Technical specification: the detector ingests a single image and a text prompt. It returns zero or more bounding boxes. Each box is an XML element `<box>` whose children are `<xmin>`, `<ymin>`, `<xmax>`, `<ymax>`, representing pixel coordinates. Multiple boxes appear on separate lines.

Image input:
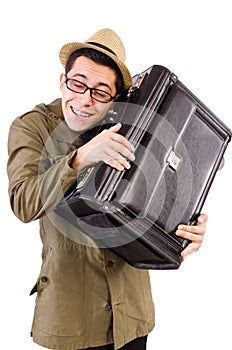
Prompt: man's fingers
<box><xmin>107</xmin><ymin>123</ymin><xmax>135</xmax><ymax>152</ymax></box>
<box><xmin>108</xmin><ymin>122</ymin><xmax>122</xmax><ymax>133</ymax></box>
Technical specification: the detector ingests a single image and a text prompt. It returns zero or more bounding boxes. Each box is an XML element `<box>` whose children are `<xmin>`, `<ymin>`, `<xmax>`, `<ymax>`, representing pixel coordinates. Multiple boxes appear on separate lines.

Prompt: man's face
<box><xmin>60</xmin><ymin>56</ymin><xmax>117</xmax><ymax>132</ymax></box>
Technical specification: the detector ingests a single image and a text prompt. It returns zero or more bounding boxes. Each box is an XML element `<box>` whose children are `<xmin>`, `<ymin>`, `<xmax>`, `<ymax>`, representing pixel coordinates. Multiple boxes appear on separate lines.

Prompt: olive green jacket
<box><xmin>7</xmin><ymin>98</ymin><xmax>155</xmax><ymax>350</ymax></box>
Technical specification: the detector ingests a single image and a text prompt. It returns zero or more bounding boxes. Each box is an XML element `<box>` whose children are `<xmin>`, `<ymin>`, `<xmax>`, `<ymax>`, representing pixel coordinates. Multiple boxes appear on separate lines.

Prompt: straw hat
<box><xmin>59</xmin><ymin>28</ymin><xmax>132</xmax><ymax>90</ymax></box>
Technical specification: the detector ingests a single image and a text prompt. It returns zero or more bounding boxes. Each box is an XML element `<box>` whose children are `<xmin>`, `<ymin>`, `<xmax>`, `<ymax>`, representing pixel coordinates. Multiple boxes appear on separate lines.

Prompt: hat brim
<box><xmin>59</xmin><ymin>42</ymin><xmax>132</xmax><ymax>90</ymax></box>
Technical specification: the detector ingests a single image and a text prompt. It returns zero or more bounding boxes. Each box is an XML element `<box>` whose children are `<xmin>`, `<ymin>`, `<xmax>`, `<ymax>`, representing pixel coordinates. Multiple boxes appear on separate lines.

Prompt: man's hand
<box><xmin>176</xmin><ymin>213</ymin><xmax>208</xmax><ymax>260</ymax></box>
<box><xmin>71</xmin><ymin>123</ymin><xmax>135</xmax><ymax>172</ymax></box>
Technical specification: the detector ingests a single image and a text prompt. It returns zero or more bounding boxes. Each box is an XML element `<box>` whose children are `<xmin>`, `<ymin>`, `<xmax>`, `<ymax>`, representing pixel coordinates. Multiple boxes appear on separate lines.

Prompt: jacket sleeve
<box><xmin>7</xmin><ymin>115</ymin><xmax>79</xmax><ymax>223</ymax></box>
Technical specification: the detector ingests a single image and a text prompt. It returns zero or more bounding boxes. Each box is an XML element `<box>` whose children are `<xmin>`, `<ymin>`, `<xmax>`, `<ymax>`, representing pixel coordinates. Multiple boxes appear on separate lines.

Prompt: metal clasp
<box><xmin>127</xmin><ymin>72</ymin><xmax>147</xmax><ymax>97</ymax></box>
<box><xmin>167</xmin><ymin>150</ymin><xmax>181</xmax><ymax>171</ymax></box>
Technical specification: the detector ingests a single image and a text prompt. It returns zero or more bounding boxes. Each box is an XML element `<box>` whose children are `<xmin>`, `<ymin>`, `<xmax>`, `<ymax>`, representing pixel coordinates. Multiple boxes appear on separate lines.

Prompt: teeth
<box><xmin>73</xmin><ymin>109</ymin><xmax>91</xmax><ymax>118</ymax></box>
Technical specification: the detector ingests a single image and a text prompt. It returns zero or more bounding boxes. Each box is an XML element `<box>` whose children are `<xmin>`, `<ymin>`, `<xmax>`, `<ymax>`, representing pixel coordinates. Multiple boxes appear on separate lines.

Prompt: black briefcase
<box><xmin>54</xmin><ymin>65</ymin><xmax>231</xmax><ymax>269</ymax></box>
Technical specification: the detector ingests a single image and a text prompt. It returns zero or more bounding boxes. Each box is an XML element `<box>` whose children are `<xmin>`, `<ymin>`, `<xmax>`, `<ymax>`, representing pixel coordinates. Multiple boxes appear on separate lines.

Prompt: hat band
<box><xmin>86</xmin><ymin>42</ymin><xmax>117</xmax><ymax>56</ymax></box>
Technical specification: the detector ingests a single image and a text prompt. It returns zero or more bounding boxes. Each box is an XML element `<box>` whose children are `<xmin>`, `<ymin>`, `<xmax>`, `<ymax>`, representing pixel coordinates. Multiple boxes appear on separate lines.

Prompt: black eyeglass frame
<box><xmin>65</xmin><ymin>76</ymin><xmax>117</xmax><ymax>103</ymax></box>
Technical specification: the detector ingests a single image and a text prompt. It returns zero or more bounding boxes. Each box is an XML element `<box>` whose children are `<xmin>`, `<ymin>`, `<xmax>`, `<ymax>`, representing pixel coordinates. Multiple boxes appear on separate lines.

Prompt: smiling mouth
<box><xmin>71</xmin><ymin>107</ymin><xmax>93</xmax><ymax>119</ymax></box>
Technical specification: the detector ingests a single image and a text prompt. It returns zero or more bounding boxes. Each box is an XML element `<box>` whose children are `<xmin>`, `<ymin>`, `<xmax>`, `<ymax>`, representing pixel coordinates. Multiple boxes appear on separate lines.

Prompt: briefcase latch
<box><xmin>167</xmin><ymin>150</ymin><xmax>181</xmax><ymax>171</ymax></box>
<box><xmin>127</xmin><ymin>72</ymin><xmax>147</xmax><ymax>97</ymax></box>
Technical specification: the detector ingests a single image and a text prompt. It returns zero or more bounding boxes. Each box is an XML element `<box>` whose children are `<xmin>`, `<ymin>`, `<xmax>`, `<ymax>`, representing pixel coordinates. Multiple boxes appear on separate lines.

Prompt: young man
<box><xmin>7</xmin><ymin>28</ymin><xmax>207</xmax><ymax>350</ymax></box>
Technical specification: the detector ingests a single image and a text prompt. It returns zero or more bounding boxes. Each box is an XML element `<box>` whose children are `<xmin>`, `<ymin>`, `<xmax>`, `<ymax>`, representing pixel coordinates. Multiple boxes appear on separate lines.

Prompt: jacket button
<box><xmin>107</xmin><ymin>260</ymin><xmax>114</xmax><ymax>267</ymax></box>
<box><xmin>104</xmin><ymin>304</ymin><xmax>112</xmax><ymax>311</ymax></box>
<box><xmin>41</xmin><ymin>276</ymin><xmax>48</xmax><ymax>283</ymax></box>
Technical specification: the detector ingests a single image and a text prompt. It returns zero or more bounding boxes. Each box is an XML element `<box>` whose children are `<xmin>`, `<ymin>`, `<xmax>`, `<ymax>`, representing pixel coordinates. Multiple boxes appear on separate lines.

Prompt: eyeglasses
<box><xmin>65</xmin><ymin>76</ymin><xmax>116</xmax><ymax>103</ymax></box>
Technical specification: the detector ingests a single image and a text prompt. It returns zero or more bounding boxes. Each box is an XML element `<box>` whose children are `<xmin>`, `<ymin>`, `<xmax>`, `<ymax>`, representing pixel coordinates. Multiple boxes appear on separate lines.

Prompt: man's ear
<box><xmin>60</xmin><ymin>73</ymin><xmax>65</xmax><ymax>89</ymax></box>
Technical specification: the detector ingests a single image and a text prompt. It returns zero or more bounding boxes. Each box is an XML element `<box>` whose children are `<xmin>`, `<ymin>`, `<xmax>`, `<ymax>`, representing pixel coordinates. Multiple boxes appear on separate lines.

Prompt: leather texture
<box><xmin>55</xmin><ymin>65</ymin><xmax>232</xmax><ymax>270</ymax></box>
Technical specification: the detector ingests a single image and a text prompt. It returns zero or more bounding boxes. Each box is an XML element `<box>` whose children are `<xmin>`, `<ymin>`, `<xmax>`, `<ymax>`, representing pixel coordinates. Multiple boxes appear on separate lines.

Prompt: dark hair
<box><xmin>65</xmin><ymin>48</ymin><xmax>124</xmax><ymax>94</ymax></box>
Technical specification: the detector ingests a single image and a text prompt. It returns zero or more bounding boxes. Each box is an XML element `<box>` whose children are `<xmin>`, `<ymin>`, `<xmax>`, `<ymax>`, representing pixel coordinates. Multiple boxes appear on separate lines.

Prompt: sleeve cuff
<box><xmin>60</xmin><ymin>150</ymin><xmax>81</xmax><ymax>194</ymax></box>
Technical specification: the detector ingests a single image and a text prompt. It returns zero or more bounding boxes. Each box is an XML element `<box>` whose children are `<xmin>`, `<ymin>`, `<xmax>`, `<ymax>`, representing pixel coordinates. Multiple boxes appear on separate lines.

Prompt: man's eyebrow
<box><xmin>71</xmin><ymin>73</ymin><xmax>113</xmax><ymax>92</ymax></box>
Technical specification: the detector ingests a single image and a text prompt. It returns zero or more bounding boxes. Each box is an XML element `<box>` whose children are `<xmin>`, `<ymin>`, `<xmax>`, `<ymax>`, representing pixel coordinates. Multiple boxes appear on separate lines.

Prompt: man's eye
<box><xmin>73</xmin><ymin>82</ymin><xmax>84</xmax><ymax>89</ymax></box>
<box><xmin>94</xmin><ymin>90</ymin><xmax>108</xmax><ymax>98</ymax></box>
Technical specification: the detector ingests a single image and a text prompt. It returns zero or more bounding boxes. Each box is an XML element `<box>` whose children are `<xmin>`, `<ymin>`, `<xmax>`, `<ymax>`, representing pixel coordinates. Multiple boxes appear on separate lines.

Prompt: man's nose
<box><xmin>76</xmin><ymin>89</ymin><xmax>93</xmax><ymax>106</ymax></box>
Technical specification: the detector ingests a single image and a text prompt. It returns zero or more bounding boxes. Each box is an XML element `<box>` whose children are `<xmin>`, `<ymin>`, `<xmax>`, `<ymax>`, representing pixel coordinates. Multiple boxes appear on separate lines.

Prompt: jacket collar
<box><xmin>33</xmin><ymin>98</ymin><xmax>84</xmax><ymax>146</ymax></box>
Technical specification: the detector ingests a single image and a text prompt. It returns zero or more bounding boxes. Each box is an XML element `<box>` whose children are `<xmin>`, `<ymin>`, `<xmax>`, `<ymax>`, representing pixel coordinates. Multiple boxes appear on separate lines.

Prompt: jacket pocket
<box><xmin>30</xmin><ymin>247</ymin><xmax>53</xmax><ymax>295</ymax></box>
<box><xmin>32</xmin><ymin>244</ymin><xmax>85</xmax><ymax>336</ymax></box>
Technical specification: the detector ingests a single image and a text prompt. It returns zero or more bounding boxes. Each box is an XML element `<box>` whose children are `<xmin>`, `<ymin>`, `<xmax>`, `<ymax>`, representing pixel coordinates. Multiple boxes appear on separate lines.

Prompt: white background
<box><xmin>1</xmin><ymin>1</ymin><xmax>231</xmax><ymax>349</ymax></box>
